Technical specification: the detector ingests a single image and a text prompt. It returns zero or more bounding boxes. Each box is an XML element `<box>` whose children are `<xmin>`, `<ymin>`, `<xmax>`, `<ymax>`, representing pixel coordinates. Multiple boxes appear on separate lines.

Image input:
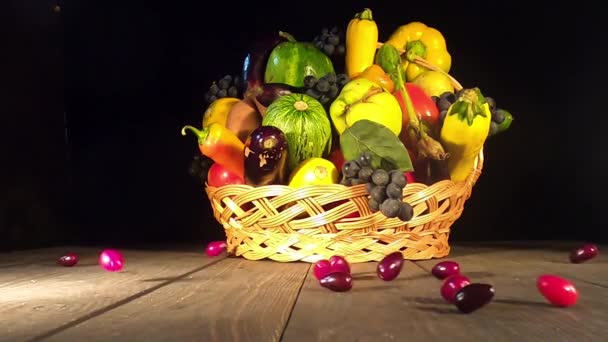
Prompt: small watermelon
<box><xmin>262</xmin><ymin>94</ymin><xmax>332</xmax><ymax>172</ymax></box>
<box><xmin>264</xmin><ymin>32</ymin><xmax>335</xmax><ymax>88</ymax></box>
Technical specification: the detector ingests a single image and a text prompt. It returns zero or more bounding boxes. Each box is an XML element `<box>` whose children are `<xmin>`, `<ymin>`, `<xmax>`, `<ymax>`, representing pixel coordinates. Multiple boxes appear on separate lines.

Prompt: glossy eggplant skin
<box><xmin>242</xmin><ymin>33</ymin><xmax>286</xmax><ymax>96</ymax></box>
<box><xmin>243</xmin><ymin>126</ymin><xmax>289</xmax><ymax>186</ymax></box>
<box><xmin>256</xmin><ymin>83</ymin><xmax>300</xmax><ymax>107</ymax></box>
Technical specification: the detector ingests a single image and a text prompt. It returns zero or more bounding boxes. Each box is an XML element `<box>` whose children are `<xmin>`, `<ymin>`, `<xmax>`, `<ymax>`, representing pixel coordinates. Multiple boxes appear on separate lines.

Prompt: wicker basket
<box><xmin>204</xmin><ymin>148</ymin><xmax>484</xmax><ymax>264</ymax></box>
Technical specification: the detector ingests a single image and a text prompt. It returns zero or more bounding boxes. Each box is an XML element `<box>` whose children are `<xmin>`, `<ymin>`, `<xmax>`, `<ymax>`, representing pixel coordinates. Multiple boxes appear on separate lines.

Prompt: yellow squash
<box><xmin>345</xmin><ymin>8</ymin><xmax>378</xmax><ymax>78</ymax></box>
<box><xmin>386</xmin><ymin>22</ymin><xmax>452</xmax><ymax>82</ymax></box>
<box><xmin>439</xmin><ymin>88</ymin><xmax>492</xmax><ymax>182</ymax></box>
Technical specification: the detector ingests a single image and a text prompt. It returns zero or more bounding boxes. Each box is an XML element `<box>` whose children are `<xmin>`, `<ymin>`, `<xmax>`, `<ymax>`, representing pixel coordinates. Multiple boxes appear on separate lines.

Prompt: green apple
<box><xmin>412</xmin><ymin>70</ymin><xmax>454</xmax><ymax>98</ymax></box>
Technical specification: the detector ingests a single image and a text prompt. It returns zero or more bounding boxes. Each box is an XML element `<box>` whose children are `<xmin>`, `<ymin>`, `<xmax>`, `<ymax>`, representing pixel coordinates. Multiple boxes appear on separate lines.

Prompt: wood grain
<box><xmin>43</xmin><ymin>257</ymin><xmax>310</xmax><ymax>342</ymax></box>
<box><xmin>283</xmin><ymin>252</ymin><xmax>608</xmax><ymax>342</ymax></box>
<box><xmin>0</xmin><ymin>246</ymin><xmax>224</xmax><ymax>342</ymax></box>
<box><xmin>447</xmin><ymin>243</ymin><xmax>608</xmax><ymax>287</ymax></box>
<box><xmin>415</xmin><ymin>247</ymin><xmax>608</xmax><ymax>342</ymax></box>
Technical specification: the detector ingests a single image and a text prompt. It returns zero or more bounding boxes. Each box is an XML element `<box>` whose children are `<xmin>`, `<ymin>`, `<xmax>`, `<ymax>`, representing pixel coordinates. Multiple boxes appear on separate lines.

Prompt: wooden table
<box><xmin>1</xmin><ymin>241</ymin><xmax>606</xmax><ymax>342</ymax></box>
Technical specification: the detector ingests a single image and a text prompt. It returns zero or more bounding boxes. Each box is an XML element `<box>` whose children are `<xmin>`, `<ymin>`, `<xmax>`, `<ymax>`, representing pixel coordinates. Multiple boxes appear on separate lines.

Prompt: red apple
<box><xmin>328</xmin><ymin>149</ymin><xmax>346</xmax><ymax>173</ymax></box>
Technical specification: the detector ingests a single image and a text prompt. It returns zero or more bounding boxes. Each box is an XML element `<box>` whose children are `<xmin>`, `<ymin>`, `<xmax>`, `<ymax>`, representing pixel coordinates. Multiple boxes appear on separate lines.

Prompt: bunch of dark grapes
<box><xmin>302</xmin><ymin>73</ymin><xmax>349</xmax><ymax>108</ymax></box>
<box><xmin>204</xmin><ymin>75</ymin><xmax>246</xmax><ymax>105</ymax></box>
<box><xmin>339</xmin><ymin>151</ymin><xmax>414</xmax><ymax>222</ymax></box>
<box><xmin>433</xmin><ymin>90</ymin><xmax>512</xmax><ymax>136</ymax></box>
<box><xmin>312</xmin><ymin>26</ymin><xmax>346</xmax><ymax>59</ymax></box>
<box><xmin>188</xmin><ymin>154</ymin><xmax>213</xmax><ymax>185</ymax></box>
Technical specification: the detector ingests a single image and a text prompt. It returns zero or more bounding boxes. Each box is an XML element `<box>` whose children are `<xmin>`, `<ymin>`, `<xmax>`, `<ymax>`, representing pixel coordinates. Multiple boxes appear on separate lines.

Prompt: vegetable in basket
<box><xmin>385</xmin><ymin>22</ymin><xmax>452</xmax><ymax>82</ymax></box>
<box><xmin>181</xmin><ymin>123</ymin><xmax>245</xmax><ymax>180</ymax></box>
<box><xmin>242</xmin><ymin>32</ymin><xmax>287</xmax><ymax>98</ymax></box>
<box><xmin>345</xmin><ymin>8</ymin><xmax>378</xmax><ymax>78</ymax></box>
<box><xmin>439</xmin><ymin>87</ymin><xmax>492</xmax><ymax>182</ymax></box>
<box><xmin>352</xmin><ymin>64</ymin><xmax>395</xmax><ymax>93</ymax></box>
<box><xmin>207</xmin><ymin>163</ymin><xmax>244</xmax><ymax>187</ymax></box>
<box><xmin>243</xmin><ymin>125</ymin><xmax>289</xmax><ymax>186</ymax></box>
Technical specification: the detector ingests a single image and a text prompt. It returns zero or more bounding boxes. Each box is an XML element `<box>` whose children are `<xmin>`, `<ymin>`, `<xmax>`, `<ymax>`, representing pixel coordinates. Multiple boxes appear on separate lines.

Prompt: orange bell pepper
<box><xmin>353</xmin><ymin>64</ymin><xmax>395</xmax><ymax>93</ymax></box>
<box><xmin>181</xmin><ymin>123</ymin><xmax>245</xmax><ymax>180</ymax></box>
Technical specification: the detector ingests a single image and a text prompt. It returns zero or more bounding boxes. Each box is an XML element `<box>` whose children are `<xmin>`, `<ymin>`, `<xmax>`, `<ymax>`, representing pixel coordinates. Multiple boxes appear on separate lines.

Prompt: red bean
<box><xmin>58</xmin><ymin>252</ymin><xmax>79</xmax><ymax>267</ymax></box>
<box><xmin>454</xmin><ymin>283</ymin><xmax>495</xmax><ymax>314</ymax></box>
<box><xmin>205</xmin><ymin>241</ymin><xmax>227</xmax><ymax>257</ymax></box>
<box><xmin>329</xmin><ymin>255</ymin><xmax>351</xmax><ymax>275</ymax></box>
<box><xmin>320</xmin><ymin>272</ymin><xmax>353</xmax><ymax>292</ymax></box>
<box><xmin>313</xmin><ymin>259</ymin><xmax>332</xmax><ymax>280</ymax></box>
<box><xmin>431</xmin><ymin>260</ymin><xmax>460</xmax><ymax>279</ymax></box>
<box><xmin>377</xmin><ymin>252</ymin><xmax>404</xmax><ymax>281</ymax></box>
<box><xmin>441</xmin><ymin>274</ymin><xmax>471</xmax><ymax>303</ymax></box>
<box><xmin>537</xmin><ymin>274</ymin><xmax>578</xmax><ymax>307</ymax></box>
<box><xmin>569</xmin><ymin>243</ymin><xmax>599</xmax><ymax>264</ymax></box>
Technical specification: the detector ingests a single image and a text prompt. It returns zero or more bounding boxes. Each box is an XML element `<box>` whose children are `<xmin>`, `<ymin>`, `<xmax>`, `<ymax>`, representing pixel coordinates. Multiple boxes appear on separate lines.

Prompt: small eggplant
<box><xmin>244</xmin><ymin>126</ymin><xmax>289</xmax><ymax>186</ymax></box>
<box><xmin>242</xmin><ymin>32</ymin><xmax>287</xmax><ymax>97</ymax></box>
<box><xmin>256</xmin><ymin>83</ymin><xmax>299</xmax><ymax>107</ymax></box>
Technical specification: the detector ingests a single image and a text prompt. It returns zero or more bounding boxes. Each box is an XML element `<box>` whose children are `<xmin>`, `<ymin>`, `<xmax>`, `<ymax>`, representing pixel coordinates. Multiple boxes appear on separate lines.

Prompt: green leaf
<box><xmin>340</xmin><ymin>120</ymin><xmax>413</xmax><ymax>172</ymax></box>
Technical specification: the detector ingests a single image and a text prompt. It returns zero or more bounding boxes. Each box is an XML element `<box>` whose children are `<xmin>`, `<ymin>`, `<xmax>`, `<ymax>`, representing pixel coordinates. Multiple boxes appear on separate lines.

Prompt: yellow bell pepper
<box><xmin>345</xmin><ymin>8</ymin><xmax>378</xmax><ymax>78</ymax></box>
<box><xmin>439</xmin><ymin>88</ymin><xmax>492</xmax><ymax>182</ymax></box>
<box><xmin>386</xmin><ymin>22</ymin><xmax>452</xmax><ymax>82</ymax></box>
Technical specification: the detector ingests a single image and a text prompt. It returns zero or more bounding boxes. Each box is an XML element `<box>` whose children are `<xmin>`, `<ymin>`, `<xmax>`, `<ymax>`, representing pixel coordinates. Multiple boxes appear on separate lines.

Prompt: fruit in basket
<box><xmin>242</xmin><ymin>32</ymin><xmax>288</xmax><ymax>97</ymax></box>
<box><xmin>188</xmin><ymin>154</ymin><xmax>214</xmax><ymax>185</ymax></box>
<box><xmin>393</xmin><ymin>83</ymin><xmax>440</xmax><ymax>139</ymax></box>
<box><xmin>411</xmin><ymin>70</ymin><xmax>455</xmax><ymax>98</ymax></box>
<box><xmin>243</xmin><ymin>125</ymin><xmax>289</xmax><ymax>186</ymax></box>
<box><xmin>202</xmin><ymin>97</ymin><xmax>240</xmax><ymax>128</ymax></box>
<box><xmin>262</xmin><ymin>94</ymin><xmax>333</xmax><ymax>172</ymax></box>
<box><xmin>339</xmin><ymin>120</ymin><xmax>412</xmax><ymax>173</ymax></box>
<box><xmin>329</xmin><ymin>78</ymin><xmax>402</xmax><ymax>136</ymax></box>
<box><xmin>181</xmin><ymin>123</ymin><xmax>246</xmax><ymax>180</ymax></box>
<box><xmin>454</xmin><ymin>283</ymin><xmax>495</xmax><ymax>313</ymax></box>
<box><xmin>207</xmin><ymin>163</ymin><xmax>245</xmax><ymax>187</ymax></box>
<box><xmin>385</xmin><ymin>22</ymin><xmax>452</xmax><ymax>82</ymax></box>
<box><xmin>377</xmin><ymin>252</ymin><xmax>405</xmax><ymax>281</ymax></box>
<box><xmin>264</xmin><ymin>31</ymin><xmax>335</xmax><ymax>88</ymax></box>
<box><xmin>288</xmin><ymin>158</ymin><xmax>339</xmax><ymax>188</ymax></box>
<box><xmin>302</xmin><ymin>73</ymin><xmax>350</xmax><ymax>109</ymax></box>
<box><xmin>345</xmin><ymin>8</ymin><xmax>378</xmax><ymax>78</ymax></box>
<box><xmin>225</xmin><ymin>98</ymin><xmax>263</xmax><ymax>143</ymax></box>
<box><xmin>439</xmin><ymin>88</ymin><xmax>492</xmax><ymax>182</ymax></box>
<box><xmin>328</xmin><ymin>148</ymin><xmax>346</xmax><ymax>173</ymax></box>
<box><xmin>312</xmin><ymin>26</ymin><xmax>346</xmax><ymax>61</ymax></box>
<box><xmin>320</xmin><ymin>272</ymin><xmax>353</xmax><ymax>292</ymax></box>
<box><xmin>569</xmin><ymin>243</ymin><xmax>599</xmax><ymax>264</ymax></box>
<box><xmin>204</xmin><ymin>75</ymin><xmax>246</xmax><ymax>105</ymax></box>
<box><xmin>489</xmin><ymin>108</ymin><xmax>514</xmax><ymax>136</ymax></box>
<box><xmin>353</xmin><ymin>64</ymin><xmax>395</xmax><ymax>93</ymax></box>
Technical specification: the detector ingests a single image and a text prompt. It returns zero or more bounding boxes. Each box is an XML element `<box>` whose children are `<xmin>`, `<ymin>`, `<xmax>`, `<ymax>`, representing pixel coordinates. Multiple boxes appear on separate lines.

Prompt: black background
<box><xmin>3</xmin><ymin>0</ymin><xmax>606</xmax><ymax>251</ymax></box>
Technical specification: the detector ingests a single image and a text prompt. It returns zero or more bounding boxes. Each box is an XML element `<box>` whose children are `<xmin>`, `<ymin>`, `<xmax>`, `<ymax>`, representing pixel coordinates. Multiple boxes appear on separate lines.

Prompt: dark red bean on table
<box><xmin>377</xmin><ymin>252</ymin><xmax>405</xmax><ymax>281</ymax></box>
<box><xmin>205</xmin><ymin>241</ymin><xmax>227</xmax><ymax>257</ymax></box>
<box><xmin>329</xmin><ymin>255</ymin><xmax>351</xmax><ymax>275</ymax></box>
<box><xmin>313</xmin><ymin>259</ymin><xmax>332</xmax><ymax>280</ymax></box>
<box><xmin>431</xmin><ymin>260</ymin><xmax>460</xmax><ymax>279</ymax></box>
<box><xmin>320</xmin><ymin>272</ymin><xmax>353</xmax><ymax>292</ymax></box>
<box><xmin>537</xmin><ymin>274</ymin><xmax>579</xmax><ymax>307</ymax></box>
<box><xmin>441</xmin><ymin>274</ymin><xmax>471</xmax><ymax>303</ymax></box>
<box><xmin>569</xmin><ymin>243</ymin><xmax>599</xmax><ymax>264</ymax></box>
<box><xmin>58</xmin><ymin>252</ymin><xmax>79</xmax><ymax>267</ymax></box>
<box><xmin>454</xmin><ymin>283</ymin><xmax>495</xmax><ymax>314</ymax></box>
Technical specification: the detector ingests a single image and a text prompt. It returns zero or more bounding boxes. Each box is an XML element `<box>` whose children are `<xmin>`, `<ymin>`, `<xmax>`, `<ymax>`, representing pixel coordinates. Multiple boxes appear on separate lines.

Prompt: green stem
<box><xmin>181</xmin><ymin>125</ymin><xmax>209</xmax><ymax>143</ymax></box>
<box><xmin>279</xmin><ymin>31</ymin><xmax>297</xmax><ymax>42</ymax></box>
<box><xmin>355</xmin><ymin>8</ymin><xmax>374</xmax><ymax>21</ymax></box>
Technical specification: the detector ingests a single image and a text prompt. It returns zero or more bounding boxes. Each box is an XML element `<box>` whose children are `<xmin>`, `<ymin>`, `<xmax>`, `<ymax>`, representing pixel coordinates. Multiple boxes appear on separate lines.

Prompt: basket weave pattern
<box><xmin>204</xmin><ymin>151</ymin><xmax>484</xmax><ymax>264</ymax></box>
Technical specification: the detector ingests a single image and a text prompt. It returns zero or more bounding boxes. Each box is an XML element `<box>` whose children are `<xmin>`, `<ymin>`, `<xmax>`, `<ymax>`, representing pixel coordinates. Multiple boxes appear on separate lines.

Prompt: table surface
<box><xmin>1</xmin><ymin>241</ymin><xmax>606</xmax><ymax>342</ymax></box>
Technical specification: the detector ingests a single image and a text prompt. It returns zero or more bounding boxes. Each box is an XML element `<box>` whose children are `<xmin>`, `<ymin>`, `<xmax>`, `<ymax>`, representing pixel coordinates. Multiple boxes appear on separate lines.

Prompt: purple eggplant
<box><xmin>243</xmin><ymin>125</ymin><xmax>289</xmax><ymax>186</ymax></box>
<box><xmin>255</xmin><ymin>83</ymin><xmax>300</xmax><ymax>107</ymax></box>
<box><xmin>242</xmin><ymin>32</ymin><xmax>287</xmax><ymax>98</ymax></box>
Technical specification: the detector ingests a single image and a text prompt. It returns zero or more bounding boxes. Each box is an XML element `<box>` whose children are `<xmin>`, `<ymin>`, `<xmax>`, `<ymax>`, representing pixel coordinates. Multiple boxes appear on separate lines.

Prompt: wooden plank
<box><xmin>414</xmin><ymin>247</ymin><xmax>608</xmax><ymax>341</ymax></box>
<box><xmin>42</xmin><ymin>258</ymin><xmax>310</xmax><ymax>342</ymax></box>
<box><xmin>283</xmin><ymin>253</ymin><xmax>608</xmax><ymax>341</ymax></box>
<box><xmin>0</xmin><ymin>246</ymin><xmax>224</xmax><ymax>342</ymax></box>
<box><xmin>0</xmin><ymin>246</ymin><xmax>74</xmax><ymax>268</ymax></box>
<box><xmin>447</xmin><ymin>243</ymin><xmax>608</xmax><ymax>287</ymax></box>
